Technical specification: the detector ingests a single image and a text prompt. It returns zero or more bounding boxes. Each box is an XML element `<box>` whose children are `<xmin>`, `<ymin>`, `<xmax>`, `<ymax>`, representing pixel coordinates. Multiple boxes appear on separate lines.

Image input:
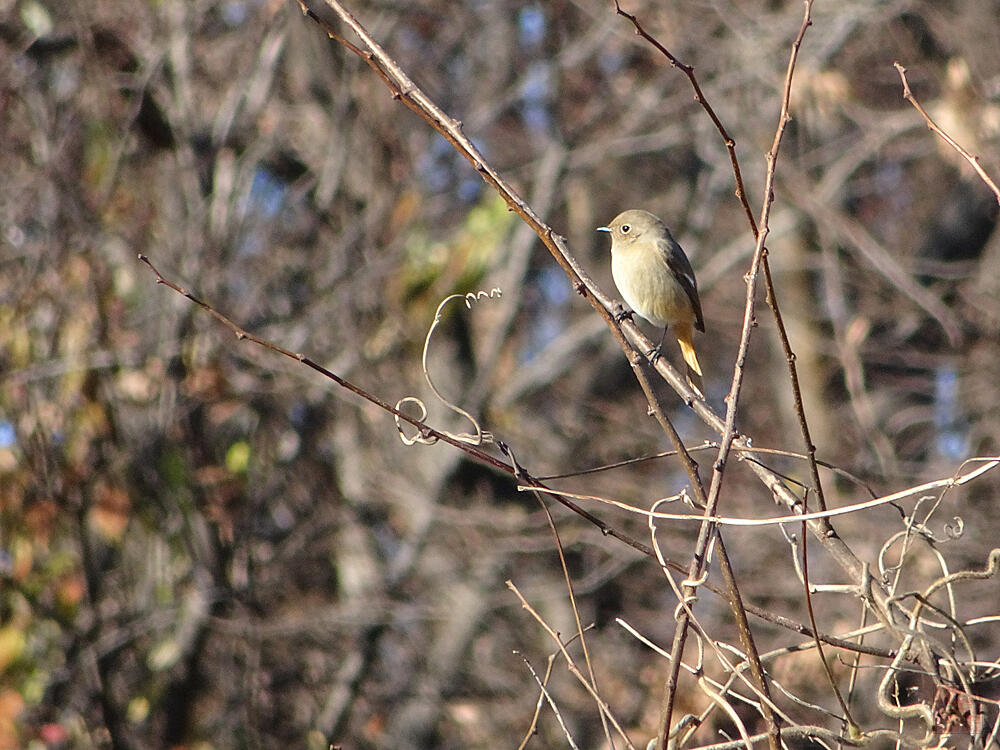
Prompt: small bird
<box><xmin>598</xmin><ymin>209</ymin><xmax>705</xmax><ymax>395</ymax></box>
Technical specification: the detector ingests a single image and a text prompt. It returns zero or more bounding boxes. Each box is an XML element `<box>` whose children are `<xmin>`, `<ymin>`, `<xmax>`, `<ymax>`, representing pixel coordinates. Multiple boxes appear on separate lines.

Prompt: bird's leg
<box><xmin>647</xmin><ymin>326</ymin><xmax>669</xmax><ymax>364</ymax></box>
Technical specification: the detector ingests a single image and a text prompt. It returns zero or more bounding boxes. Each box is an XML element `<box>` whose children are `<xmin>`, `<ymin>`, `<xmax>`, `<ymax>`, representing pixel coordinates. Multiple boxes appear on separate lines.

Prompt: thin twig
<box><xmin>894</xmin><ymin>61</ymin><xmax>1000</xmax><ymax>205</ymax></box>
<box><xmin>654</xmin><ymin>4</ymin><xmax>815</xmax><ymax>746</ymax></box>
<box><xmin>760</xmin><ymin>261</ymin><xmax>829</xmax><ymax>518</ymax></box>
<box><xmin>524</xmin><ymin>456</ymin><xmax>999</xmax><ymax>527</ymax></box>
<box><xmin>506</xmin><ymin>581</ymin><xmax>637</xmax><ymax>749</ymax></box>
<box><xmin>612</xmin><ymin>1</ymin><xmax>758</xmax><ymax>234</ymax></box>
<box><xmin>535</xmin><ymin>442</ymin><xmax>717</xmax><ymax>480</ymax></box>
<box><xmin>503</xmin><ymin>444</ymin><xmax>619</xmax><ymax>750</ymax></box>
<box><xmin>515</xmin><ymin>651</ymin><xmax>556</xmax><ymax>750</ymax></box>
<box><xmin>137</xmin><ymin>254</ymin><xmax>507</xmax><ymax>471</ymax></box>
<box><xmin>515</xmin><ymin>652</ymin><xmax>579</xmax><ymax>750</ymax></box>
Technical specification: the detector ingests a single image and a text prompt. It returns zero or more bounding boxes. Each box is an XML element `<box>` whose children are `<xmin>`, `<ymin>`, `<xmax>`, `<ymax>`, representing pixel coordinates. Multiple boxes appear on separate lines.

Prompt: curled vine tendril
<box><xmin>395</xmin><ymin>288</ymin><xmax>502</xmax><ymax>447</ymax></box>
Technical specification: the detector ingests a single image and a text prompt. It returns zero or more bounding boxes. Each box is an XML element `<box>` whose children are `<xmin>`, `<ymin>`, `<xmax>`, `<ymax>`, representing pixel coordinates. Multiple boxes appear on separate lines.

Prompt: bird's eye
<box><xmin>620</xmin><ymin>224</ymin><xmax>631</xmax><ymax>234</ymax></box>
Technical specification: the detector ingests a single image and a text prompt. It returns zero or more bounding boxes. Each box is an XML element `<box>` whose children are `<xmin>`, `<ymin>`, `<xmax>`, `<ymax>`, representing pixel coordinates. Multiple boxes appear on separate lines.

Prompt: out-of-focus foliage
<box><xmin>1</xmin><ymin>0</ymin><xmax>998</xmax><ymax>748</ymax></box>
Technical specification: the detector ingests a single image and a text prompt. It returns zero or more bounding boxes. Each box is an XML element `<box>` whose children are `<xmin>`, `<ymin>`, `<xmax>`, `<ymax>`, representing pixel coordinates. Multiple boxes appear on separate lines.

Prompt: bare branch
<box><xmin>894</xmin><ymin>61</ymin><xmax>1000</xmax><ymax>205</ymax></box>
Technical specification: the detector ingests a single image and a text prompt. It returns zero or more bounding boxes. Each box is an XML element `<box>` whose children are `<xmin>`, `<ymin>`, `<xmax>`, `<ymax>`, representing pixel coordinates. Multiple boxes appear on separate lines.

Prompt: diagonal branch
<box><xmin>612</xmin><ymin>1</ymin><xmax>759</xmax><ymax>235</ymax></box>
<box><xmin>894</xmin><ymin>61</ymin><xmax>1000</xmax><ymax>206</ymax></box>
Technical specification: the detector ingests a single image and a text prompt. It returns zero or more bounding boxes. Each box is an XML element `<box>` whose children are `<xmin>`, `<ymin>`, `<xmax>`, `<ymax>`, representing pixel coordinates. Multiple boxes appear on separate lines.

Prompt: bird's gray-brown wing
<box><xmin>658</xmin><ymin>237</ymin><xmax>705</xmax><ymax>332</ymax></box>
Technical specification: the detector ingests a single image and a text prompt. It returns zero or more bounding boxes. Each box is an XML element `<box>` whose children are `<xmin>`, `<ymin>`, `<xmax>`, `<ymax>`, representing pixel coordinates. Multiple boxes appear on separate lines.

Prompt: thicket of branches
<box><xmin>2</xmin><ymin>0</ymin><xmax>1000</xmax><ymax>748</ymax></box>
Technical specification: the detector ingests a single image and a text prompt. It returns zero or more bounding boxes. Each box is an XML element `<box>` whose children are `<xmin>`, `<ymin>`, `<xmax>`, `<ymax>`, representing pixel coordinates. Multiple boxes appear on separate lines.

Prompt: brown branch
<box><xmin>507</xmin><ymin>580</ymin><xmax>636</xmax><ymax>747</ymax></box>
<box><xmin>760</xmin><ymin>261</ymin><xmax>829</xmax><ymax>515</ymax></box>
<box><xmin>612</xmin><ymin>1</ymin><xmax>758</xmax><ymax>235</ymax></box>
<box><xmin>651</xmin><ymin>3</ymin><xmax>816</xmax><ymax>746</ymax></box>
<box><xmin>894</xmin><ymin>61</ymin><xmax>1000</xmax><ymax>206</ymax></box>
<box><xmin>137</xmin><ymin>253</ymin><xmax>509</xmax><ymax>473</ymax></box>
<box><xmin>515</xmin><ymin>463</ymin><xmax>631</xmax><ymax>750</ymax></box>
<box><xmin>515</xmin><ymin>651</ymin><xmax>556</xmax><ymax>750</ymax></box>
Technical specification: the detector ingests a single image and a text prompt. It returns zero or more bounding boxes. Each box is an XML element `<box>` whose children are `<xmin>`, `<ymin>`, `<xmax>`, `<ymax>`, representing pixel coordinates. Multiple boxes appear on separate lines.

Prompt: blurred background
<box><xmin>1</xmin><ymin>0</ymin><xmax>999</xmax><ymax>747</ymax></box>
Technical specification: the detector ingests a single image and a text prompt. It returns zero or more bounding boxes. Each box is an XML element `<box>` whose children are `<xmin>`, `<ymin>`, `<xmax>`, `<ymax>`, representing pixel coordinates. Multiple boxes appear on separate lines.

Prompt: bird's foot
<box><xmin>645</xmin><ymin>344</ymin><xmax>663</xmax><ymax>364</ymax></box>
<box><xmin>614</xmin><ymin>307</ymin><xmax>634</xmax><ymax>323</ymax></box>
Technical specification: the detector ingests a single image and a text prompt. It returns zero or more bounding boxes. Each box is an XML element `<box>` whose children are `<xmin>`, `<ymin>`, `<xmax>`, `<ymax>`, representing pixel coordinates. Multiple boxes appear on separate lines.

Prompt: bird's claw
<box><xmin>614</xmin><ymin>307</ymin><xmax>634</xmax><ymax>323</ymax></box>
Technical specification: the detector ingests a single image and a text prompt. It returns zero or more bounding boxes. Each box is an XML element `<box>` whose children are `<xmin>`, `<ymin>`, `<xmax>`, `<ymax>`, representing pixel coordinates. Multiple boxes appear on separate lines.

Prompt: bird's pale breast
<box><xmin>611</xmin><ymin>243</ymin><xmax>691</xmax><ymax>329</ymax></box>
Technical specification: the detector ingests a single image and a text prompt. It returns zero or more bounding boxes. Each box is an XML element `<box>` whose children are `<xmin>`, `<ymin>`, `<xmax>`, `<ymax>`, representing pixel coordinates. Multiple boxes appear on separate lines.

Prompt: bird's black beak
<box><xmin>596</xmin><ymin>226</ymin><xmax>611</xmax><ymax>233</ymax></box>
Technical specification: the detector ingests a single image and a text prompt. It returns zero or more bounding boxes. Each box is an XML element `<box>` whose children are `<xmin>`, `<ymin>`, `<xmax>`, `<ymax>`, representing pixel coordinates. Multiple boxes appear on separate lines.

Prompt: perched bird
<box><xmin>598</xmin><ymin>209</ymin><xmax>705</xmax><ymax>395</ymax></box>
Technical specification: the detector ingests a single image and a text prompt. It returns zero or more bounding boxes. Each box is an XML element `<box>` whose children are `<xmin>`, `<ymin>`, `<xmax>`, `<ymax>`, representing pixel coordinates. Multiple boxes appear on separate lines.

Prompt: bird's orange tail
<box><xmin>676</xmin><ymin>330</ymin><xmax>704</xmax><ymax>397</ymax></box>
